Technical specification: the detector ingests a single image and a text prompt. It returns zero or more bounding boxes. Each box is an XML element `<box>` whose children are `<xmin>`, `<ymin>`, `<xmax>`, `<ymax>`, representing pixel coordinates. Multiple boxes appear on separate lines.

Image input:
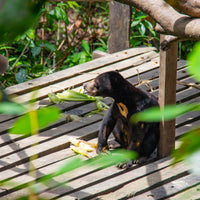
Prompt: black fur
<box><xmin>84</xmin><ymin>71</ymin><xmax>160</xmax><ymax>167</ymax></box>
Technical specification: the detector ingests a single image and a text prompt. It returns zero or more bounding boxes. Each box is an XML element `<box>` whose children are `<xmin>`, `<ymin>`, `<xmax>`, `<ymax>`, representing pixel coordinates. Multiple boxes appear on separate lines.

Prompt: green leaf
<box><xmin>143</xmin><ymin>20</ymin><xmax>153</xmax><ymax>31</ymax></box>
<box><xmin>68</xmin><ymin>2</ymin><xmax>80</xmax><ymax>9</ymax></box>
<box><xmin>9</xmin><ymin>106</ymin><xmax>61</xmax><ymax>135</ymax></box>
<box><xmin>187</xmin><ymin>41</ymin><xmax>200</xmax><ymax>83</ymax></box>
<box><xmin>39</xmin><ymin>156</ymin><xmax>83</xmax><ymax>183</ymax></box>
<box><xmin>31</xmin><ymin>46</ymin><xmax>41</xmax><ymax>57</ymax></box>
<box><xmin>55</xmin><ymin>6</ymin><xmax>62</xmax><ymax>20</ymax></box>
<box><xmin>79</xmin><ymin>52</ymin><xmax>87</xmax><ymax>64</ymax></box>
<box><xmin>82</xmin><ymin>40</ymin><xmax>91</xmax><ymax>56</ymax></box>
<box><xmin>0</xmin><ymin>102</ymin><xmax>27</xmax><ymax>115</ymax></box>
<box><xmin>32</xmin><ymin>64</ymin><xmax>44</xmax><ymax>73</ymax></box>
<box><xmin>172</xmin><ymin>127</ymin><xmax>200</xmax><ymax>164</ymax></box>
<box><xmin>40</xmin><ymin>43</ymin><xmax>57</xmax><ymax>52</ymax></box>
<box><xmin>131</xmin><ymin>20</ymin><xmax>140</xmax><ymax>27</ymax></box>
<box><xmin>131</xmin><ymin>103</ymin><xmax>200</xmax><ymax>123</ymax></box>
<box><xmin>138</xmin><ymin>23</ymin><xmax>146</xmax><ymax>36</ymax></box>
<box><xmin>15</xmin><ymin>69</ymin><xmax>26</xmax><ymax>83</ymax></box>
<box><xmin>60</xmin><ymin>7</ymin><xmax>69</xmax><ymax>25</ymax></box>
<box><xmin>86</xmin><ymin>149</ymin><xmax>137</xmax><ymax>169</ymax></box>
<box><xmin>39</xmin><ymin>149</ymin><xmax>136</xmax><ymax>183</ymax></box>
<box><xmin>0</xmin><ymin>0</ymin><xmax>46</xmax><ymax>43</ymax></box>
<box><xmin>55</xmin><ymin>90</ymin><xmax>98</xmax><ymax>102</ymax></box>
<box><xmin>26</xmin><ymin>28</ymin><xmax>35</xmax><ymax>40</ymax></box>
<box><xmin>135</xmin><ymin>15</ymin><xmax>146</xmax><ymax>20</ymax></box>
<box><xmin>185</xmin><ymin>149</ymin><xmax>200</xmax><ymax>176</ymax></box>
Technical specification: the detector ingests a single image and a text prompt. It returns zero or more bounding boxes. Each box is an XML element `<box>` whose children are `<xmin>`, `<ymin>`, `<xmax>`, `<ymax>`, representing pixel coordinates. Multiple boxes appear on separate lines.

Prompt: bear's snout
<box><xmin>83</xmin><ymin>80</ymin><xmax>97</xmax><ymax>96</ymax></box>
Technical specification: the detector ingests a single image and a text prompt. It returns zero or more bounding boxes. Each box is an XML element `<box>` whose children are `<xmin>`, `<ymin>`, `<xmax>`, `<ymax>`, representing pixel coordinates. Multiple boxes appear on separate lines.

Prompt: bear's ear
<box><xmin>115</xmin><ymin>69</ymin><xmax>119</xmax><ymax>73</ymax></box>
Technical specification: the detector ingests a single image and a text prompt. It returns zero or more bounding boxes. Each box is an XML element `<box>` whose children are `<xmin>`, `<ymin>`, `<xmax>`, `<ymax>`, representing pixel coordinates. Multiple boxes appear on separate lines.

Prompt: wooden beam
<box><xmin>108</xmin><ymin>1</ymin><xmax>131</xmax><ymax>53</ymax></box>
<box><xmin>158</xmin><ymin>35</ymin><xmax>178</xmax><ymax>158</ymax></box>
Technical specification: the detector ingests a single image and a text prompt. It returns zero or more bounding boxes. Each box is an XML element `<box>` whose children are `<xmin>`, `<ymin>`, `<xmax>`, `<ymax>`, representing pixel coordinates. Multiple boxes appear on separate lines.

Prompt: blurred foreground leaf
<box><xmin>0</xmin><ymin>0</ymin><xmax>46</xmax><ymax>42</ymax></box>
<box><xmin>172</xmin><ymin>127</ymin><xmax>200</xmax><ymax>166</ymax></box>
<box><xmin>131</xmin><ymin>103</ymin><xmax>200</xmax><ymax>123</ymax></box>
<box><xmin>39</xmin><ymin>149</ymin><xmax>137</xmax><ymax>183</ymax></box>
<box><xmin>9</xmin><ymin>106</ymin><xmax>61</xmax><ymax>135</ymax></box>
<box><xmin>0</xmin><ymin>85</ymin><xmax>27</xmax><ymax>115</ymax></box>
<box><xmin>0</xmin><ymin>102</ymin><xmax>27</xmax><ymax>115</ymax></box>
<box><xmin>188</xmin><ymin>41</ymin><xmax>200</xmax><ymax>83</ymax></box>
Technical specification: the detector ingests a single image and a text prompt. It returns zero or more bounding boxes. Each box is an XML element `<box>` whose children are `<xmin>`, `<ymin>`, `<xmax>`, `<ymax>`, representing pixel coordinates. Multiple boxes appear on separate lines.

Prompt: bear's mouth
<box><xmin>84</xmin><ymin>89</ymin><xmax>97</xmax><ymax>96</ymax></box>
<box><xmin>83</xmin><ymin>81</ymin><xmax>97</xmax><ymax>96</ymax></box>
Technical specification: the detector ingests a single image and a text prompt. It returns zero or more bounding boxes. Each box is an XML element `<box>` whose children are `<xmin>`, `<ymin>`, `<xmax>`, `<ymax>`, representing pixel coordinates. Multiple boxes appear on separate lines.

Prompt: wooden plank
<box><xmin>5</xmin><ymin>47</ymin><xmax>156</xmax><ymax>95</ymax></box>
<box><xmin>158</xmin><ymin>35</ymin><xmax>178</xmax><ymax>158</ymax></box>
<box><xmin>0</xmin><ymin>59</ymin><xmax>187</xmax><ymax>124</ymax></box>
<box><xmin>0</xmin><ymin>156</ymin><xmax>170</xmax><ymax>199</ymax></box>
<box><xmin>176</xmin><ymin>119</ymin><xmax>200</xmax><ymax>138</ymax></box>
<box><xmin>44</xmin><ymin>159</ymin><xmax>190</xmax><ymax>200</ymax></box>
<box><xmin>0</xmin><ymin>114</ymin><xmax>104</xmax><ymax>158</ymax></box>
<box><xmin>0</xmin><ymin>121</ymin><xmax>101</xmax><ymax>172</ymax></box>
<box><xmin>12</xmin><ymin>51</ymin><xmax>159</xmax><ymax>103</ymax></box>
<box><xmin>176</xmin><ymin>86</ymin><xmax>200</xmax><ymax>103</ymax></box>
<box><xmin>108</xmin><ymin>1</ymin><xmax>131</xmax><ymax>53</ymax></box>
<box><xmin>169</xmin><ymin>184</ymin><xmax>200</xmax><ymax>200</ymax></box>
<box><xmin>132</xmin><ymin>173</ymin><xmax>200</xmax><ymax>200</ymax></box>
<box><xmin>0</xmin><ymin>147</ymin><xmax>78</xmax><ymax>182</ymax></box>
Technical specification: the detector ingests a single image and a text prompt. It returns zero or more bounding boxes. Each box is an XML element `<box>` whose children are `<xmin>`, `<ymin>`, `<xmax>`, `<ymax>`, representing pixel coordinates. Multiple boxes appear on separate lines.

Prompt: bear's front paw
<box><xmin>117</xmin><ymin>160</ymin><xmax>133</xmax><ymax>169</ymax></box>
<box><xmin>96</xmin><ymin>144</ymin><xmax>109</xmax><ymax>154</ymax></box>
<box><xmin>132</xmin><ymin>156</ymin><xmax>148</xmax><ymax>164</ymax></box>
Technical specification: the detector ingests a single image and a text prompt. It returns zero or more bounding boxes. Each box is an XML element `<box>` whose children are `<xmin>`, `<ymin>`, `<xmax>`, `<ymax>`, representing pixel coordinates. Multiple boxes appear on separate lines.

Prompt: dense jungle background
<box><xmin>0</xmin><ymin>1</ymin><xmax>195</xmax><ymax>87</ymax></box>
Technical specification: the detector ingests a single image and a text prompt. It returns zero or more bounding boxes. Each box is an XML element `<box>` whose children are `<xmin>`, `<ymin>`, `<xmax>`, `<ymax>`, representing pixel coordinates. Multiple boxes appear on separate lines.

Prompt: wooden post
<box><xmin>0</xmin><ymin>54</ymin><xmax>8</xmax><ymax>74</ymax></box>
<box><xmin>158</xmin><ymin>34</ymin><xmax>178</xmax><ymax>157</ymax></box>
<box><xmin>108</xmin><ymin>1</ymin><xmax>131</xmax><ymax>53</ymax></box>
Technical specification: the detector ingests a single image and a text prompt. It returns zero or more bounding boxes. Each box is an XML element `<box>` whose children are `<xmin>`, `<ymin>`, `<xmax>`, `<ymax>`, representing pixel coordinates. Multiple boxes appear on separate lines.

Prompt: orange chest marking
<box><xmin>117</xmin><ymin>102</ymin><xmax>128</xmax><ymax>118</ymax></box>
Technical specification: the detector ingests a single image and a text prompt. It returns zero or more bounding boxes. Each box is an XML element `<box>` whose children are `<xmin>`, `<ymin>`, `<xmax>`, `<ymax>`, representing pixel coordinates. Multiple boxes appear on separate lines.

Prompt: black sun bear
<box><xmin>83</xmin><ymin>71</ymin><xmax>160</xmax><ymax>168</ymax></box>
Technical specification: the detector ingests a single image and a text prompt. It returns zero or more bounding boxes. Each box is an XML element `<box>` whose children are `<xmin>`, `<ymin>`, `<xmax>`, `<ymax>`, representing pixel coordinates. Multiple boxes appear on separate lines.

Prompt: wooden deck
<box><xmin>1</xmin><ymin>47</ymin><xmax>200</xmax><ymax>199</ymax></box>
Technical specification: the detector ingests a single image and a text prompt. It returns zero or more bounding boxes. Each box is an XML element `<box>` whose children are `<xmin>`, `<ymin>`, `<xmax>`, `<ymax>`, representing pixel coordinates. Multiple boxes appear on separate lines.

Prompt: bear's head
<box><xmin>83</xmin><ymin>71</ymin><xmax>126</xmax><ymax>98</ymax></box>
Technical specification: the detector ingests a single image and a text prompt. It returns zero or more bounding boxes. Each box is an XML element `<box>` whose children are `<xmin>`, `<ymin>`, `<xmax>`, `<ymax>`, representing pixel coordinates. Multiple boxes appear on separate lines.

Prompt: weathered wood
<box><xmin>92</xmin><ymin>50</ymin><xmax>109</xmax><ymax>60</ymax></box>
<box><xmin>98</xmin><ymin>162</ymin><xmax>190</xmax><ymax>200</ymax></box>
<box><xmin>6</xmin><ymin>47</ymin><xmax>155</xmax><ymax>96</ymax></box>
<box><xmin>158</xmin><ymin>34</ymin><xmax>178</xmax><ymax>158</ymax></box>
<box><xmin>169</xmin><ymin>184</ymin><xmax>200</xmax><ymax>200</ymax></box>
<box><xmin>12</xmin><ymin>51</ymin><xmax>159</xmax><ymax>103</ymax></box>
<box><xmin>108</xmin><ymin>1</ymin><xmax>131</xmax><ymax>53</ymax></box>
<box><xmin>133</xmin><ymin>173</ymin><xmax>200</xmax><ymax>200</ymax></box>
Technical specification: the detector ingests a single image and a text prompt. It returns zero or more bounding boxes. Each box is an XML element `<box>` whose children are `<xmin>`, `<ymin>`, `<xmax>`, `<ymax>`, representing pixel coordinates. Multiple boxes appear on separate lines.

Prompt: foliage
<box><xmin>0</xmin><ymin>1</ymin><xmax>195</xmax><ymax>87</ymax></box>
<box><xmin>130</xmin><ymin>8</ymin><xmax>159</xmax><ymax>48</ymax></box>
<box><xmin>187</xmin><ymin>41</ymin><xmax>200</xmax><ymax>82</ymax></box>
<box><xmin>0</xmin><ymin>0</ymin><xmax>46</xmax><ymax>43</ymax></box>
<box><xmin>131</xmin><ymin>103</ymin><xmax>200</xmax><ymax>123</ymax></box>
<box><xmin>0</xmin><ymin>1</ymin><xmax>109</xmax><ymax>87</ymax></box>
<box><xmin>9</xmin><ymin>106</ymin><xmax>61</xmax><ymax>136</ymax></box>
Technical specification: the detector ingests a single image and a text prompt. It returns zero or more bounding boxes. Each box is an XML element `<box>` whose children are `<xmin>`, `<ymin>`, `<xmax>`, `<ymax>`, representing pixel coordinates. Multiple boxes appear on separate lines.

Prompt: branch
<box><xmin>116</xmin><ymin>0</ymin><xmax>200</xmax><ymax>40</ymax></box>
<box><xmin>11</xmin><ymin>40</ymin><xmax>30</xmax><ymax>71</ymax></box>
<box><xmin>165</xmin><ymin>0</ymin><xmax>200</xmax><ymax>17</ymax></box>
<box><xmin>160</xmin><ymin>35</ymin><xmax>179</xmax><ymax>51</ymax></box>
